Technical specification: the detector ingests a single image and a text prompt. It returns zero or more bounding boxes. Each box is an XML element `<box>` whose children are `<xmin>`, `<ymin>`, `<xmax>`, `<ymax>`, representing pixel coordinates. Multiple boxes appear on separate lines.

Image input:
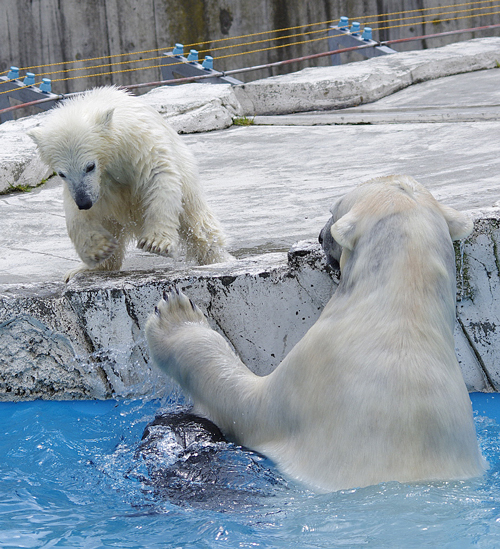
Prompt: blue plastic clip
<box><xmin>7</xmin><ymin>66</ymin><xmax>19</xmax><ymax>80</ymax></box>
<box><xmin>202</xmin><ymin>56</ymin><xmax>213</xmax><ymax>70</ymax></box>
<box><xmin>362</xmin><ymin>27</ymin><xmax>372</xmax><ymax>41</ymax></box>
<box><xmin>187</xmin><ymin>49</ymin><xmax>199</xmax><ymax>62</ymax></box>
<box><xmin>23</xmin><ymin>72</ymin><xmax>35</xmax><ymax>86</ymax></box>
<box><xmin>39</xmin><ymin>78</ymin><xmax>52</xmax><ymax>93</ymax></box>
<box><xmin>350</xmin><ymin>22</ymin><xmax>361</xmax><ymax>35</ymax></box>
<box><xmin>338</xmin><ymin>16</ymin><xmax>349</xmax><ymax>29</ymax></box>
<box><xmin>172</xmin><ymin>43</ymin><xmax>184</xmax><ymax>56</ymax></box>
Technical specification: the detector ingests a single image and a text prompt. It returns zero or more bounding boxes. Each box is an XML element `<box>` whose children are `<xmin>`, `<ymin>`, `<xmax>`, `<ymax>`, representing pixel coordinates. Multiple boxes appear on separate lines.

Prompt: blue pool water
<box><xmin>1</xmin><ymin>393</ymin><xmax>500</xmax><ymax>548</ymax></box>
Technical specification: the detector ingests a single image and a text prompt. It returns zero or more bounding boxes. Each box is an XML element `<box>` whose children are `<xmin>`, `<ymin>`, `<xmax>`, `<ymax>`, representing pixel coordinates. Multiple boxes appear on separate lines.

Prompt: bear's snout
<box><xmin>320</xmin><ymin>217</ymin><xmax>341</xmax><ymax>270</ymax></box>
<box><xmin>74</xmin><ymin>193</ymin><xmax>94</xmax><ymax>210</ymax></box>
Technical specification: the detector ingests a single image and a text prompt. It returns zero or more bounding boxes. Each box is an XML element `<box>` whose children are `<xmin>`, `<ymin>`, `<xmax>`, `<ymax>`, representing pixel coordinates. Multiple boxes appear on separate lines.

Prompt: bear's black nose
<box><xmin>75</xmin><ymin>195</ymin><xmax>93</xmax><ymax>210</ymax></box>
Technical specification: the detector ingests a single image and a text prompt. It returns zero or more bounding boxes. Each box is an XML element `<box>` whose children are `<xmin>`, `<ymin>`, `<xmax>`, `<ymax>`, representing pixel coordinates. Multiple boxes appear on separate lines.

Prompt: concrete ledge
<box><xmin>1</xmin><ymin>218</ymin><xmax>500</xmax><ymax>401</ymax></box>
<box><xmin>144</xmin><ymin>83</ymin><xmax>243</xmax><ymax>134</ymax></box>
<box><xmin>0</xmin><ymin>114</ymin><xmax>53</xmax><ymax>194</ymax></box>
<box><xmin>0</xmin><ymin>246</ymin><xmax>335</xmax><ymax>400</ymax></box>
<box><xmin>458</xmin><ymin>210</ymin><xmax>500</xmax><ymax>391</ymax></box>
<box><xmin>233</xmin><ymin>37</ymin><xmax>500</xmax><ymax>115</ymax></box>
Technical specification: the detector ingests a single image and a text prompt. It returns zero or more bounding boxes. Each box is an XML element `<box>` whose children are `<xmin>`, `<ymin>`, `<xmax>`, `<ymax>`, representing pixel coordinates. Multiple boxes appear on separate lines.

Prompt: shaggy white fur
<box><xmin>28</xmin><ymin>87</ymin><xmax>230</xmax><ymax>281</ymax></box>
<box><xmin>146</xmin><ymin>175</ymin><xmax>486</xmax><ymax>492</ymax></box>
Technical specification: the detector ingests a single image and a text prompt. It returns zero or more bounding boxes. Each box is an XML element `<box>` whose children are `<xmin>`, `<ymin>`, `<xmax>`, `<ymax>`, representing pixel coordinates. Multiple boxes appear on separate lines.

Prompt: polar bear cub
<box><xmin>146</xmin><ymin>175</ymin><xmax>486</xmax><ymax>492</ymax></box>
<box><xmin>28</xmin><ymin>86</ymin><xmax>230</xmax><ymax>281</ymax></box>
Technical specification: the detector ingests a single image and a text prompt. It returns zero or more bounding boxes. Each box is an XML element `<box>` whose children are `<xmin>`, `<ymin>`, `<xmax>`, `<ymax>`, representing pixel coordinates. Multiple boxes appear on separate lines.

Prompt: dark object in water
<box><xmin>141</xmin><ymin>411</ymin><xmax>226</xmax><ymax>449</ymax></box>
<box><xmin>134</xmin><ymin>409</ymin><xmax>287</xmax><ymax>509</ymax></box>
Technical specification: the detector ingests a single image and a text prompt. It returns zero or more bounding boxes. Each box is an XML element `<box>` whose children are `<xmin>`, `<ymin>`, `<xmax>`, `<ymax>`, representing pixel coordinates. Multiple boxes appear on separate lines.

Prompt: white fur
<box><xmin>145</xmin><ymin>175</ymin><xmax>486</xmax><ymax>492</ymax></box>
<box><xmin>28</xmin><ymin>87</ymin><xmax>230</xmax><ymax>281</ymax></box>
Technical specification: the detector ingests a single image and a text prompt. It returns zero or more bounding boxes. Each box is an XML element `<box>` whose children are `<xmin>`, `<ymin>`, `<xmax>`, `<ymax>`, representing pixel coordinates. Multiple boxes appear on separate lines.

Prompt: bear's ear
<box><xmin>330</xmin><ymin>210</ymin><xmax>358</xmax><ymax>250</ymax></box>
<box><xmin>95</xmin><ymin>108</ymin><xmax>114</xmax><ymax>129</ymax></box>
<box><xmin>27</xmin><ymin>128</ymin><xmax>44</xmax><ymax>148</ymax></box>
<box><xmin>440</xmin><ymin>204</ymin><xmax>474</xmax><ymax>241</ymax></box>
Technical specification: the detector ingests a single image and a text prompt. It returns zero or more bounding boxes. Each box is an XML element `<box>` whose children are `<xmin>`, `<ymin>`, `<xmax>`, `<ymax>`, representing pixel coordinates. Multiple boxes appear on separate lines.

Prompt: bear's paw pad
<box><xmin>154</xmin><ymin>288</ymin><xmax>207</xmax><ymax>329</ymax></box>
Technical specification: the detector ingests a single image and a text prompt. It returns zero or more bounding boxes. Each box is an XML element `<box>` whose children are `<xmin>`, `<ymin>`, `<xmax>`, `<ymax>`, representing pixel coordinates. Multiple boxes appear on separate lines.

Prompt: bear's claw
<box><xmin>153</xmin><ymin>288</ymin><xmax>207</xmax><ymax>327</ymax></box>
<box><xmin>137</xmin><ymin>235</ymin><xmax>178</xmax><ymax>257</ymax></box>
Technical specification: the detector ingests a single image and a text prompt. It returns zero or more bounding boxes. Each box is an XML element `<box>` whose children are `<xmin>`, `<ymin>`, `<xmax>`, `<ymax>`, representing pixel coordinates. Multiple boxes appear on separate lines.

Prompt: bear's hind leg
<box><xmin>180</xmin><ymin>215</ymin><xmax>232</xmax><ymax>265</ymax></box>
<box><xmin>179</xmin><ymin>187</ymin><xmax>232</xmax><ymax>265</ymax></box>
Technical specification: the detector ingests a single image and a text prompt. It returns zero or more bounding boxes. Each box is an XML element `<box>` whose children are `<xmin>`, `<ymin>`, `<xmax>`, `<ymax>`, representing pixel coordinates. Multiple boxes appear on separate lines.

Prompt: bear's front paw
<box><xmin>84</xmin><ymin>229</ymin><xmax>119</xmax><ymax>267</ymax></box>
<box><xmin>137</xmin><ymin>233</ymin><xmax>178</xmax><ymax>257</ymax></box>
<box><xmin>152</xmin><ymin>288</ymin><xmax>208</xmax><ymax>330</ymax></box>
<box><xmin>145</xmin><ymin>289</ymin><xmax>211</xmax><ymax>387</ymax></box>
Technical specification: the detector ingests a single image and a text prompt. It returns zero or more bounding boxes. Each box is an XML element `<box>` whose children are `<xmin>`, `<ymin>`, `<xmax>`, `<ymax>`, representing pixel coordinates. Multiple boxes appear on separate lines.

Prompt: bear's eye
<box><xmin>85</xmin><ymin>162</ymin><xmax>96</xmax><ymax>173</ymax></box>
<box><xmin>58</xmin><ymin>171</ymin><xmax>66</xmax><ymax>179</ymax></box>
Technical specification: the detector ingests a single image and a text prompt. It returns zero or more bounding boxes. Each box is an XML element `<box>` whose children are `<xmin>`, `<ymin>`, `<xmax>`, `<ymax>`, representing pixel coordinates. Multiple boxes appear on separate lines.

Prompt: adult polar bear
<box><xmin>146</xmin><ymin>175</ymin><xmax>486</xmax><ymax>492</ymax></box>
<box><xmin>28</xmin><ymin>87</ymin><xmax>229</xmax><ymax>281</ymax></box>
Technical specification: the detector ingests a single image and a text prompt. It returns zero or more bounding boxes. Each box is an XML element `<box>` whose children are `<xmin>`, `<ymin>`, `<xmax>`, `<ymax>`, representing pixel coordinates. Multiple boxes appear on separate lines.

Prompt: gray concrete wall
<box><xmin>0</xmin><ymin>244</ymin><xmax>336</xmax><ymax>400</ymax></box>
<box><xmin>2</xmin><ymin>0</ymin><xmax>499</xmax><ymax>94</ymax></box>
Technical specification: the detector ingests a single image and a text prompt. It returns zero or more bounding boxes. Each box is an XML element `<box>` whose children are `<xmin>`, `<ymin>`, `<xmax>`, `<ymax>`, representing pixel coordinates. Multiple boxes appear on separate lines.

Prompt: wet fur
<box><xmin>28</xmin><ymin>86</ymin><xmax>230</xmax><ymax>281</ymax></box>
